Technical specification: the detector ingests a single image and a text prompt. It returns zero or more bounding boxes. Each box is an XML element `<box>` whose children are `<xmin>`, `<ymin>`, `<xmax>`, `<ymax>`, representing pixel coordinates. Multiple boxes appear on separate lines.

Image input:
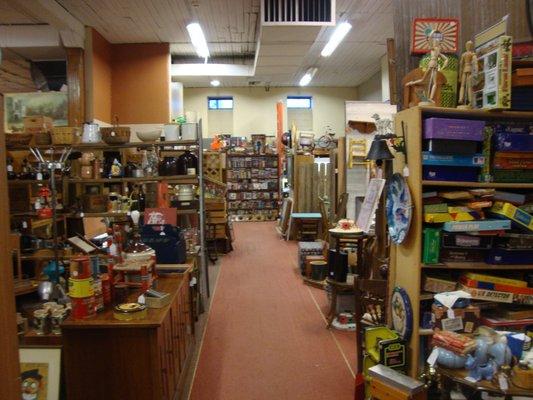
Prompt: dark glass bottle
<box><xmin>159</xmin><ymin>156</ymin><xmax>178</xmax><ymax>176</ymax></box>
<box><xmin>6</xmin><ymin>157</ymin><xmax>17</xmax><ymax>180</ymax></box>
<box><xmin>177</xmin><ymin>150</ymin><xmax>198</xmax><ymax>175</ymax></box>
<box><xmin>138</xmin><ymin>185</ymin><xmax>146</xmax><ymax>211</ymax></box>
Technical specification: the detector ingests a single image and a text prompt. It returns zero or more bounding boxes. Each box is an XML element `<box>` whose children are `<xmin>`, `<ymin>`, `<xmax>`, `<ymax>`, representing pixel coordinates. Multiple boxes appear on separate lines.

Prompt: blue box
<box><xmin>486</xmin><ymin>248</ymin><xmax>533</xmax><ymax>264</ymax></box>
<box><xmin>423</xmin><ymin>165</ymin><xmax>479</xmax><ymax>182</ymax></box>
<box><xmin>422</xmin><ymin>152</ymin><xmax>485</xmax><ymax>167</ymax></box>
<box><xmin>494</xmin><ymin>132</ymin><xmax>533</xmax><ymax>152</ymax></box>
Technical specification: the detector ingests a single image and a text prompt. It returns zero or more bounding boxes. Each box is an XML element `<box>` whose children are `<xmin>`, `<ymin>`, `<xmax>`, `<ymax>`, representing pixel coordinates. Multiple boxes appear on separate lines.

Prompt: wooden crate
<box><xmin>205</xmin><ymin>198</ymin><xmax>226</xmax><ymax>211</ymax></box>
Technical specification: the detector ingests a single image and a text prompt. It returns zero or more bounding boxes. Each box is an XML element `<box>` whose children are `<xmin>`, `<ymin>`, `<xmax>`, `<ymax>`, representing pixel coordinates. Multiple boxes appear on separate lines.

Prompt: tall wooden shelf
<box><xmin>225</xmin><ymin>153</ymin><xmax>280</xmax><ymax>221</ymax></box>
<box><xmin>391</xmin><ymin>106</ymin><xmax>533</xmax><ymax>378</ymax></box>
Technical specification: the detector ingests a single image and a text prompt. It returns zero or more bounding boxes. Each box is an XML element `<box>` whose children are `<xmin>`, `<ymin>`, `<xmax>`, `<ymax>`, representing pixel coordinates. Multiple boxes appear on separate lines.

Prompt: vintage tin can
<box><xmin>71</xmin><ymin>296</ymin><xmax>95</xmax><ymax>319</ymax></box>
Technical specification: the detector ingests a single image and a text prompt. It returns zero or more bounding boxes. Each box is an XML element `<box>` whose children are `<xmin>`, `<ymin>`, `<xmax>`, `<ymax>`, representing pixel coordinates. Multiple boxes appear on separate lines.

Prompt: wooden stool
<box><xmin>368</xmin><ymin>364</ymin><xmax>427</xmax><ymax>400</ymax></box>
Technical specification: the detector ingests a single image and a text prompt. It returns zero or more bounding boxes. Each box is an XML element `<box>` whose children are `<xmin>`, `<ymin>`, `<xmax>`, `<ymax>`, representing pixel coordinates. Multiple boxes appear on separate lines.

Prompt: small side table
<box><xmin>288</xmin><ymin>212</ymin><xmax>322</xmax><ymax>240</ymax></box>
<box><xmin>329</xmin><ymin>230</ymin><xmax>367</xmax><ymax>272</ymax></box>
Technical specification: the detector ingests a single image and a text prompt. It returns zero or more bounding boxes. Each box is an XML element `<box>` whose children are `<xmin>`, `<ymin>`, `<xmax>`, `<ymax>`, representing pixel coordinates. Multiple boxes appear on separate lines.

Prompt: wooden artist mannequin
<box><xmin>407</xmin><ymin>30</ymin><xmax>449</xmax><ymax>105</ymax></box>
<box><xmin>458</xmin><ymin>40</ymin><xmax>477</xmax><ymax>109</ymax></box>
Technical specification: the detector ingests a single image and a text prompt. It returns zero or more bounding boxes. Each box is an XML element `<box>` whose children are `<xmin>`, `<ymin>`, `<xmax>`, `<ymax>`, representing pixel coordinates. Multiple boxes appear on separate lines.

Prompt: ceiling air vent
<box><xmin>262</xmin><ymin>0</ymin><xmax>335</xmax><ymax>25</ymax></box>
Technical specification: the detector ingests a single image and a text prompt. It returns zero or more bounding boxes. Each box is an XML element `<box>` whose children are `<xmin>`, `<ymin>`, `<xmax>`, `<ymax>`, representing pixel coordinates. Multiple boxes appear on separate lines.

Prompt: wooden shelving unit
<box><xmin>422</xmin><ymin>180</ymin><xmax>533</xmax><ymax>189</ymax></box>
<box><xmin>7</xmin><ymin>139</ymin><xmax>198</xmax><ymax>151</ymax></box>
<box><xmin>66</xmin><ymin>175</ymin><xmax>198</xmax><ymax>184</ymax></box>
<box><xmin>391</xmin><ymin>106</ymin><xmax>533</xmax><ymax>377</ymax></box>
<box><xmin>7</xmin><ymin>124</ymin><xmax>210</xmax><ymax>299</ymax></box>
<box><xmin>226</xmin><ymin>153</ymin><xmax>280</xmax><ymax>221</ymax></box>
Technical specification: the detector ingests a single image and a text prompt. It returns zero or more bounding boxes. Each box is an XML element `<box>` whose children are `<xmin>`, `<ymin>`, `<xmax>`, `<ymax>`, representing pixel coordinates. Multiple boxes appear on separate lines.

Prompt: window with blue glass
<box><xmin>287</xmin><ymin>96</ymin><xmax>312</xmax><ymax>109</ymax></box>
<box><xmin>208</xmin><ymin>96</ymin><xmax>234</xmax><ymax>110</ymax></box>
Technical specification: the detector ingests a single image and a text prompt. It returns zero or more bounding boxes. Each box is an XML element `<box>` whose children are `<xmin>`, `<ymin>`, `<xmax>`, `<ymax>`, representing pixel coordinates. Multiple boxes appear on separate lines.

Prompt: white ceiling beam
<box><xmin>171</xmin><ymin>63</ymin><xmax>254</xmax><ymax>77</ymax></box>
<box><xmin>10</xmin><ymin>0</ymin><xmax>85</xmax><ymax>48</ymax></box>
<box><xmin>0</xmin><ymin>25</ymin><xmax>61</xmax><ymax>47</ymax></box>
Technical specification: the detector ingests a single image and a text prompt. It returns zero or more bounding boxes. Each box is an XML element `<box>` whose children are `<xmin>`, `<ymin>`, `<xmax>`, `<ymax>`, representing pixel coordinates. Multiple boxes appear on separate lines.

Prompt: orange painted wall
<box><xmin>91</xmin><ymin>29</ymin><xmax>112</xmax><ymax>123</ymax></box>
<box><xmin>111</xmin><ymin>43</ymin><xmax>170</xmax><ymax>124</ymax></box>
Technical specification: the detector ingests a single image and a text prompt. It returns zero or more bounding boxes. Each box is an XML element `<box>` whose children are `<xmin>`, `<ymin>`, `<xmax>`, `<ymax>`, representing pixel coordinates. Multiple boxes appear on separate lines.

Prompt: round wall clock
<box><xmin>391</xmin><ymin>287</ymin><xmax>413</xmax><ymax>342</ymax></box>
<box><xmin>386</xmin><ymin>173</ymin><xmax>413</xmax><ymax>244</ymax></box>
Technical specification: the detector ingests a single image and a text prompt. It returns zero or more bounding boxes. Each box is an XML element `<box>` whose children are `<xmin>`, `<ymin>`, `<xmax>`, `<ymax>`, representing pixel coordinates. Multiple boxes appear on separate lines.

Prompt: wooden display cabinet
<box><xmin>390</xmin><ymin>106</ymin><xmax>533</xmax><ymax>377</ymax></box>
<box><xmin>62</xmin><ymin>274</ymin><xmax>195</xmax><ymax>400</ymax></box>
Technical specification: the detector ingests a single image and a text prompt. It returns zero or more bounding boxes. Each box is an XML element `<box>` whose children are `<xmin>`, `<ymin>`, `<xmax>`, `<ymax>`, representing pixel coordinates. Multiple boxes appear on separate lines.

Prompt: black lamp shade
<box><xmin>366</xmin><ymin>137</ymin><xmax>394</xmax><ymax>161</ymax></box>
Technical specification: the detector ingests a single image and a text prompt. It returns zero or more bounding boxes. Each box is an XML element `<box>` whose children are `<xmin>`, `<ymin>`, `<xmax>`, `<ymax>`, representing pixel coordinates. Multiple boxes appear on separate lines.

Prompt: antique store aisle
<box><xmin>189</xmin><ymin>222</ymin><xmax>355</xmax><ymax>400</ymax></box>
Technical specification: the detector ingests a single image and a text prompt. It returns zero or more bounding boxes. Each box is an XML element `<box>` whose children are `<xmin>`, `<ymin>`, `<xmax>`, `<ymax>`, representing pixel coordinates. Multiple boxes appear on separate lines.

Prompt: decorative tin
<box><xmin>391</xmin><ymin>287</ymin><xmax>413</xmax><ymax>342</ymax></box>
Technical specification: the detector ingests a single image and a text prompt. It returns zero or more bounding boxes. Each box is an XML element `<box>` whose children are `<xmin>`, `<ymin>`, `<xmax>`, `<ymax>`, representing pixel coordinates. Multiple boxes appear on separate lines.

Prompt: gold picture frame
<box><xmin>20</xmin><ymin>346</ymin><xmax>61</xmax><ymax>400</ymax></box>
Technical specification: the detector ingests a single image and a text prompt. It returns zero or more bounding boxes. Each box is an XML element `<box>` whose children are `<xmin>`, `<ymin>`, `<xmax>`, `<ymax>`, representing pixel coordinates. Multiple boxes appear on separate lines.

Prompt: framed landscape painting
<box><xmin>3</xmin><ymin>91</ymin><xmax>67</xmax><ymax>132</ymax></box>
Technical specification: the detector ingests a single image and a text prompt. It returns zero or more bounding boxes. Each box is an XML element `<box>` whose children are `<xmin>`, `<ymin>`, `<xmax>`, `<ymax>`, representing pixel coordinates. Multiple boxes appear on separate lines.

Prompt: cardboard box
<box><xmin>23</xmin><ymin>116</ymin><xmax>53</xmax><ymax>133</ymax></box>
<box><xmin>432</xmin><ymin>304</ymin><xmax>480</xmax><ymax>333</ymax></box>
<box><xmin>423</xmin><ymin>275</ymin><xmax>457</xmax><ymax>293</ymax></box>
<box><xmin>423</xmin><ymin>118</ymin><xmax>485</xmax><ymax>141</ymax></box>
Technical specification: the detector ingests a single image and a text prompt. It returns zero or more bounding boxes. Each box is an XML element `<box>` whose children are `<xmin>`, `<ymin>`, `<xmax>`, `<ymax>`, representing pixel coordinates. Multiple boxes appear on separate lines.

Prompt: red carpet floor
<box><xmin>189</xmin><ymin>222</ymin><xmax>355</xmax><ymax>400</ymax></box>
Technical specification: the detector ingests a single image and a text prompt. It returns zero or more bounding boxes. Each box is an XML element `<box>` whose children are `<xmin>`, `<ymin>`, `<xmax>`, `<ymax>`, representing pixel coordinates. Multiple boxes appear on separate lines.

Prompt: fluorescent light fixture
<box><xmin>299</xmin><ymin>67</ymin><xmax>317</xmax><ymax>86</ymax></box>
<box><xmin>186</xmin><ymin>22</ymin><xmax>210</xmax><ymax>59</ymax></box>
<box><xmin>210</xmin><ymin>79</ymin><xmax>220</xmax><ymax>87</ymax></box>
<box><xmin>321</xmin><ymin>22</ymin><xmax>352</xmax><ymax>57</ymax></box>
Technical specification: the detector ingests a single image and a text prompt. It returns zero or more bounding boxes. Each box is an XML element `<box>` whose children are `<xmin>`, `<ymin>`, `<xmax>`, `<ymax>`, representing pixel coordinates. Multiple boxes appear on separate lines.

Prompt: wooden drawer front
<box><xmin>157</xmin><ymin>326</ymin><xmax>170</xmax><ymax>400</ymax></box>
<box><xmin>170</xmin><ymin>301</ymin><xmax>181</xmax><ymax>379</ymax></box>
<box><xmin>180</xmin><ymin>285</ymin><xmax>192</xmax><ymax>356</ymax></box>
<box><xmin>159</xmin><ymin>312</ymin><xmax>176</xmax><ymax>400</ymax></box>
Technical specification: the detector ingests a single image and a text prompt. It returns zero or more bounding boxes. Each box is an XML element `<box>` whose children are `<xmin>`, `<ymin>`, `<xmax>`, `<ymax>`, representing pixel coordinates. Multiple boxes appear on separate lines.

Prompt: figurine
<box><xmin>465</xmin><ymin>355</ymin><xmax>496</xmax><ymax>382</ymax></box>
<box><xmin>407</xmin><ymin>30</ymin><xmax>449</xmax><ymax>105</ymax></box>
<box><xmin>434</xmin><ymin>347</ymin><xmax>467</xmax><ymax>369</ymax></box>
<box><xmin>458</xmin><ymin>40</ymin><xmax>478</xmax><ymax>109</ymax></box>
<box><xmin>489</xmin><ymin>335</ymin><xmax>513</xmax><ymax>367</ymax></box>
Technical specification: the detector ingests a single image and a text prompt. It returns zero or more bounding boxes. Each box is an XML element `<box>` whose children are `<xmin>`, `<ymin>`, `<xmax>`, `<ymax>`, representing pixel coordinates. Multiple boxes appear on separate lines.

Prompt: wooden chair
<box><xmin>319</xmin><ymin>199</ymin><xmax>332</xmax><ymax>241</ymax></box>
<box><xmin>354</xmin><ymin>235</ymin><xmax>390</xmax><ymax>400</ymax></box>
<box><xmin>335</xmin><ymin>192</ymin><xmax>349</xmax><ymax>220</ymax></box>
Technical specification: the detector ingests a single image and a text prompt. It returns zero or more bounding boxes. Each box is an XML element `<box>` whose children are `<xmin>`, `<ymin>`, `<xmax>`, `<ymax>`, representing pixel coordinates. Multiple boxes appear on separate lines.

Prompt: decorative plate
<box><xmin>386</xmin><ymin>173</ymin><xmax>413</xmax><ymax>244</ymax></box>
<box><xmin>391</xmin><ymin>287</ymin><xmax>413</xmax><ymax>342</ymax></box>
<box><xmin>411</xmin><ymin>18</ymin><xmax>459</xmax><ymax>54</ymax></box>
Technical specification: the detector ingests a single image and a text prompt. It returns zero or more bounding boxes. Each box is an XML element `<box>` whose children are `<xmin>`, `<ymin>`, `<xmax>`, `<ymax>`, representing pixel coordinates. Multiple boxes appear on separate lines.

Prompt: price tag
<box><xmin>403</xmin><ymin>165</ymin><xmax>410</xmax><ymax>177</ymax></box>
<box><xmin>447</xmin><ymin>308</ymin><xmax>455</xmax><ymax>319</ymax></box>
<box><xmin>427</xmin><ymin>348</ymin><xmax>439</xmax><ymax>366</ymax></box>
<box><xmin>441</xmin><ymin>317</ymin><xmax>463</xmax><ymax>332</ymax></box>
<box><xmin>498</xmin><ymin>374</ymin><xmax>509</xmax><ymax>391</ymax></box>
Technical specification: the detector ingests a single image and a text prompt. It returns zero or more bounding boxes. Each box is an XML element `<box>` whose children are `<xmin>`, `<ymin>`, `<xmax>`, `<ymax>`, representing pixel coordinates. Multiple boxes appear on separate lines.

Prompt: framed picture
<box><xmin>3</xmin><ymin>91</ymin><xmax>68</xmax><ymax>132</ymax></box>
<box><xmin>411</xmin><ymin>18</ymin><xmax>459</xmax><ymax>54</ymax></box>
<box><xmin>20</xmin><ymin>346</ymin><xmax>61</xmax><ymax>400</ymax></box>
<box><xmin>356</xmin><ymin>178</ymin><xmax>386</xmax><ymax>233</ymax></box>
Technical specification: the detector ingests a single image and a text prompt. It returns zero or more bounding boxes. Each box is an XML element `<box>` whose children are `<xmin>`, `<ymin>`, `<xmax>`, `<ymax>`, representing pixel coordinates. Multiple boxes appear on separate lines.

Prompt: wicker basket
<box><xmin>5</xmin><ymin>133</ymin><xmax>33</xmax><ymax>148</ymax></box>
<box><xmin>34</xmin><ymin>131</ymin><xmax>52</xmax><ymax>145</ymax></box>
<box><xmin>52</xmin><ymin>126</ymin><xmax>79</xmax><ymax>145</ymax></box>
<box><xmin>101</xmin><ymin>116</ymin><xmax>130</xmax><ymax>145</ymax></box>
